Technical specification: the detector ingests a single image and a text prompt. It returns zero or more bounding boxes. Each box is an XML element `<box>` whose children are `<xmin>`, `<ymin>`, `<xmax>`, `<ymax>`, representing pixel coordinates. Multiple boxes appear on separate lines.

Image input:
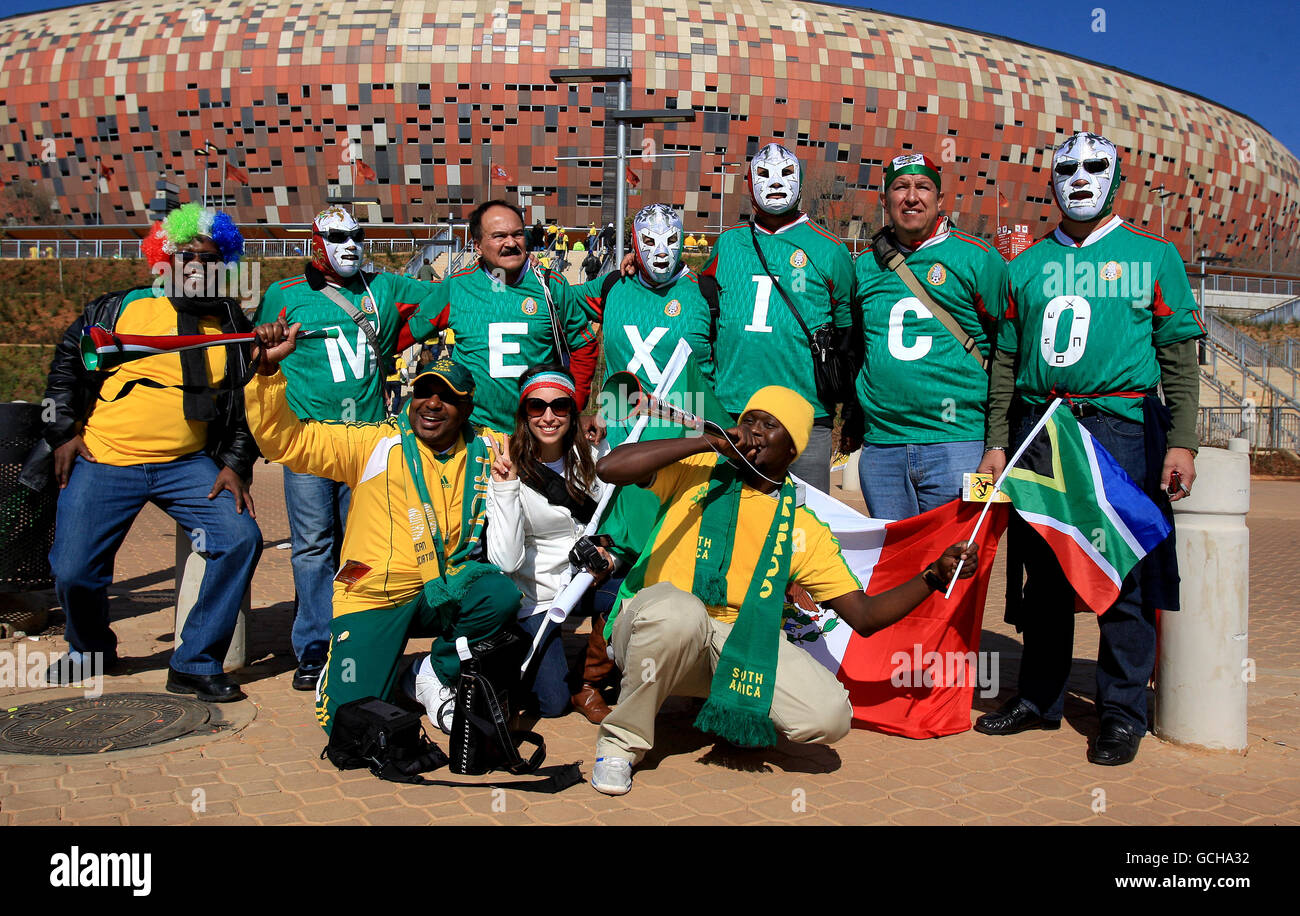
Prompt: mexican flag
<box><xmin>999</xmin><ymin>401</ymin><xmax>1172</xmax><ymax>614</ymax></box>
<box><xmin>785</xmin><ymin>494</ymin><xmax>1008</xmax><ymax>739</ymax></box>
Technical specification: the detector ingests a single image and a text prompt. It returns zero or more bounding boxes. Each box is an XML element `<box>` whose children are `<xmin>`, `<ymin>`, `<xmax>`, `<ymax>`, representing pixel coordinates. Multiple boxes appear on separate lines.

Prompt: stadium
<box><xmin>0</xmin><ymin>0</ymin><xmax>1296</xmax><ymax>271</ymax></box>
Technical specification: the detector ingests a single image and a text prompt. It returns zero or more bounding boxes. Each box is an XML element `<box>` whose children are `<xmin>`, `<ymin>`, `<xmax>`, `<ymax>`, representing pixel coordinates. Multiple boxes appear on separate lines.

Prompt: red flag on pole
<box><xmin>491</xmin><ymin>164</ymin><xmax>512</xmax><ymax>183</ymax></box>
<box><xmin>355</xmin><ymin>158</ymin><xmax>378</xmax><ymax>183</ymax></box>
<box><xmin>626</xmin><ymin>167</ymin><xmax>641</xmax><ymax>188</ymax></box>
<box><xmin>98</xmin><ymin>159</ymin><xmax>114</xmax><ymax>180</ymax></box>
<box><xmin>997</xmin><ymin>188</ymin><xmax>1010</xmax><ymax>209</ymax></box>
<box><xmin>225</xmin><ymin>162</ymin><xmax>249</xmax><ymax>186</ymax></box>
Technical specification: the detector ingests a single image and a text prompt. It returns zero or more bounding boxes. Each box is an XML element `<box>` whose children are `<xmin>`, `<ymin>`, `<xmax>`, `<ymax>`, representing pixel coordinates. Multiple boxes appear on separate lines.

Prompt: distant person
<box><xmin>417</xmin><ymin>257</ymin><xmax>435</xmax><ymax>281</ymax></box>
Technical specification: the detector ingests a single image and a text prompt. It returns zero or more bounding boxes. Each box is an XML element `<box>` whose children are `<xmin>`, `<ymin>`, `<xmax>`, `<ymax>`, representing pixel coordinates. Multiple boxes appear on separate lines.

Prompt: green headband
<box><xmin>884</xmin><ymin>154</ymin><xmax>942</xmax><ymax>192</ymax></box>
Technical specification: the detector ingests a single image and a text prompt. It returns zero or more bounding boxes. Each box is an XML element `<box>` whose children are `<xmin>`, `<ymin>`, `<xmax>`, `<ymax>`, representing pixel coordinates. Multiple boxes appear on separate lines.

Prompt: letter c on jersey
<box><xmin>887</xmin><ymin>298</ymin><xmax>933</xmax><ymax>361</ymax></box>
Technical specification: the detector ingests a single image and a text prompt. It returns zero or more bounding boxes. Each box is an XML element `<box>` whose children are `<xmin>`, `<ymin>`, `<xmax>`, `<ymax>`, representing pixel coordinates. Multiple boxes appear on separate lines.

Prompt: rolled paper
<box><xmin>80</xmin><ymin>326</ymin><xmax>337</xmax><ymax>371</ymax></box>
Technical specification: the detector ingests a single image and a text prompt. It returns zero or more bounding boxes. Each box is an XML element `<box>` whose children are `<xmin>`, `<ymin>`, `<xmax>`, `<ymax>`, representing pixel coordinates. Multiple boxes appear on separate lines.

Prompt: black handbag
<box><xmin>321</xmin><ymin>696</ymin><xmax>449</xmax><ymax>784</ymax></box>
<box><xmin>748</xmin><ymin>222</ymin><xmax>858</xmax><ymax>404</ymax></box>
<box><xmin>448</xmin><ymin>628</ymin><xmax>547</xmax><ymax>776</ymax></box>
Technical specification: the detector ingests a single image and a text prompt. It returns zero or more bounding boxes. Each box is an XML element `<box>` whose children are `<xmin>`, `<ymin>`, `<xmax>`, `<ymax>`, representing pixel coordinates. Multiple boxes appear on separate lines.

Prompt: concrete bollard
<box><xmin>1153</xmin><ymin>447</ymin><xmax>1249</xmax><ymax>751</ymax></box>
<box><xmin>842</xmin><ymin>449</ymin><xmax>862</xmax><ymax>493</ymax></box>
<box><xmin>1226</xmin><ymin>437</ymin><xmax>1249</xmax><ymax>453</ymax></box>
<box><xmin>174</xmin><ymin>523</ymin><xmax>248</xmax><ymax>672</ymax></box>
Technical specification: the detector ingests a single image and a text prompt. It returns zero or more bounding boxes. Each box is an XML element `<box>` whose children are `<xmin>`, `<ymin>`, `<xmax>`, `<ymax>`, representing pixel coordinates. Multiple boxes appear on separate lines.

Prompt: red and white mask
<box><xmin>748</xmin><ymin>143</ymin><xmax>802</xmax><ymax>216</ymax></box>
<box><xmin>311</xmin><ymin>206</ymin><xmax>364</xmax><ymax>280</ymax></box>
<box><xmin>632</xmin><ymin>204</ymin><xmax>684</xmax><ymax>286</ymax></box>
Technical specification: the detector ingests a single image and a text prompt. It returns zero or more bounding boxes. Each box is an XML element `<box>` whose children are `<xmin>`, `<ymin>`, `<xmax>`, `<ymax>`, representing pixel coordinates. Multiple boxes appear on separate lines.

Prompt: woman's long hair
<box><xmin>510</xmin><ymin>363</ymin><xmax>597</xmax><ymax>501</ymax></box>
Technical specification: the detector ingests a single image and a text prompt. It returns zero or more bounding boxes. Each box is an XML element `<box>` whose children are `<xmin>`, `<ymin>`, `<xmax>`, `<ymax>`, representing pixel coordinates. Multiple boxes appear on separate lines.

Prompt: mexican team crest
<box><xmin>789</xmin><ymin>249</ymin><xmax>808</xmax><ymax>269</ymax></box>
<box><xmin>362</xmin><ymin>296</ymin><xmax>376</xmax><ymax>314</ymax></box>
<box><xmin>521</xmin><ymin>297</ymin><xmax>538</xmax><ymax>315</ymax></box>
<box><xmin>1102</xmin><ymin>261</ymin><xmax>1123</xmax><ymax>281</ymax></box>
<box><xmin>927</xmin><ymin>263</ymin><xmax>946</xmax><ymax>286</ymax></box>
<box><xmin>664</xmin><ymin>299</ymin><xmax>681</xmax><ymax>317</ymax></box>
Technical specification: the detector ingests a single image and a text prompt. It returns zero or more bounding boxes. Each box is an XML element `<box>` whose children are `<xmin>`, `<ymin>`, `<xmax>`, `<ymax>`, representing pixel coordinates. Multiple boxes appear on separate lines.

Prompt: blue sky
<box><xmin>4</xmin><ymin>0</ymin><xmax>1296</xmax><ymax>155</ymax></box>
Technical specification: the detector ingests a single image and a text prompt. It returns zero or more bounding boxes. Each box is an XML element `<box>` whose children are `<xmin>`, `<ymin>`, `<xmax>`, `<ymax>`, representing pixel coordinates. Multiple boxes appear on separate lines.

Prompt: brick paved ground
<box><xmin>1</xmin><ymin>465</ymin><xmax>1296</xmax><ymax>826</ymax></box>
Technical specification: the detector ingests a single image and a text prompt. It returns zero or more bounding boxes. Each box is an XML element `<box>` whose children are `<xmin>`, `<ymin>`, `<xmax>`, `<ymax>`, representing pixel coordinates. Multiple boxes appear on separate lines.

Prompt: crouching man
<box><xmin>246</xmin><ymin>319</ymin><xmax>521</xmax><ymax>733</ymax></box>
<box><xmin>589</xmin><ymin>386</ymin><xmax>977</xmax><ymax>795</ymax></box>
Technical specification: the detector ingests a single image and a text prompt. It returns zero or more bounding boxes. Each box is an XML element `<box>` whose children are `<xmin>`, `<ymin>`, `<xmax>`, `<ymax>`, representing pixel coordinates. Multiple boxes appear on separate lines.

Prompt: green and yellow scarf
<box><xmin>396</xmin><ymin>411</ymin><xmax>496</xmax><ymax>623</ymax></box>
<box><xmin>613</xmin><ymin>458</ymin><xmax>797</xmax><ymax>748</ymax></box>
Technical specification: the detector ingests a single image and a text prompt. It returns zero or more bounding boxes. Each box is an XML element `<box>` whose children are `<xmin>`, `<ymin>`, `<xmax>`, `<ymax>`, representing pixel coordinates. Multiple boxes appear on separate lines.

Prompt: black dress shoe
<box><xmin>166</xmin><ymin>669</ymin><xmax>245</xmax><ymax>703</ymax></box>
<box><xmin>1087</xmin><ymin>720</ymin><xmax>1144</xmax><ymax>766</ymax></box>
<box><xmin>974</xmin><ymin>697</ymin><xmax>1061</xmax><ymax>735</ymax></box>
<box><xmin>292</xmin><ymin>653</ymin><xmax>327</xmax><ymax>692</ymax></box>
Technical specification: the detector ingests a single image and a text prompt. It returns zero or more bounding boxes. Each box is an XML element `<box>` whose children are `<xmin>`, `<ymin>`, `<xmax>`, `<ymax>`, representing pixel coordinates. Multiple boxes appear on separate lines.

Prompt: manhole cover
<box><xmin>0</xmin><ymin>692</ymin><xmax>211</xmax><ymax>755</ymax></box>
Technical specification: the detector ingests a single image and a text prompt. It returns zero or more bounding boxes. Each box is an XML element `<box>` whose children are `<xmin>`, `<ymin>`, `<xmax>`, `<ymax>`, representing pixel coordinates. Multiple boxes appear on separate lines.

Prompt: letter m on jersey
<box><xmin>324</xmin><ymin>325</ymin><xmax>373</xmax><ymax>382</ymax></box>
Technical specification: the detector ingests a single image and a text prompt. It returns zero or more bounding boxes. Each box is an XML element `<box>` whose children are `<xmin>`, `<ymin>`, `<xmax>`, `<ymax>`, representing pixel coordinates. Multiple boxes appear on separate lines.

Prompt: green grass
<box><xmin>0</xmin><ymin>344</ymin><xmax>54</xmax><ymax>403</ymax></box>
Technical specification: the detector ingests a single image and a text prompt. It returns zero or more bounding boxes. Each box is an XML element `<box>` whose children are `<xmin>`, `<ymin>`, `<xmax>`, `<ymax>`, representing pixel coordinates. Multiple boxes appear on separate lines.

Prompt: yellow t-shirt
<box><xmin>82</xmin><ymin>291</ymin><xmax>226</xmax><ymax>466</ymax></box>
<box><xmin>245</xmin><ymin>373</ymin><xmax>504</xmax><ymax>616</ymax></box>
<box><xmin>638</xmin><ymin>453</ymin><xmax>862</xmax><ymax>623</ymax></box>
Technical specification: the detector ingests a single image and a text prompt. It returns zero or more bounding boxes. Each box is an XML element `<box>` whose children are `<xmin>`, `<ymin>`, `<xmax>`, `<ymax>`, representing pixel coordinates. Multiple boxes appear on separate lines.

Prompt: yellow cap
<box><xmin>740</xmin><ymin>386</ymin><xmax>813</xmax><ymax>459</ymax></box>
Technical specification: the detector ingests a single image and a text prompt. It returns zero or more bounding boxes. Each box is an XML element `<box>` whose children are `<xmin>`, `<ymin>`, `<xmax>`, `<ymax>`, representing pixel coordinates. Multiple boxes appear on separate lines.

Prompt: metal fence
<box><xmin>1198</xmin><ymin>406</ymin><xmax>1300</xmax><ymax>450</ymax></box>
<box><xmin>1199</xmin><ymin>273</ymin><xmax>1300</xmax><ymax>297</ymax></box>
<box><xmin>0</xmin><ymin>237</ymin><xmax>441</xmax><ymax>261</ymax></box>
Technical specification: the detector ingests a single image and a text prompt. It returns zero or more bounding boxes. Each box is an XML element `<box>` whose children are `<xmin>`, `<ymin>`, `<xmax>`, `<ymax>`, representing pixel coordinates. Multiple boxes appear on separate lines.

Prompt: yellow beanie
<box><xmin>741</xmin><ymin>386</ymin><xmax>813</xmax><ymax>459</ymax></box>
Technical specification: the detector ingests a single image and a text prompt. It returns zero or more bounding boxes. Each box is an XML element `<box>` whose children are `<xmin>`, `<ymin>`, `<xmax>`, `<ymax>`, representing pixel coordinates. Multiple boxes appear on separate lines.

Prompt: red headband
<box><xmin>520</xmin><ymin>370</ymin><xmax>576</xmax><ymax>402</ymax></box>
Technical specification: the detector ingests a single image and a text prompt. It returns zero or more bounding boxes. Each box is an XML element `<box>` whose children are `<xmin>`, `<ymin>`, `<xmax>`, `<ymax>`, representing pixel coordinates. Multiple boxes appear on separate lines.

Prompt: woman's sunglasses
<box><xmin>524</xmin><ymin>396</ymin><xmax>575</xmax><ymax>418</ymax></box>
<box><xmin>325</xmin><ymin>228</ymin><xmax>365</xmax><ymax>244</ymax></box>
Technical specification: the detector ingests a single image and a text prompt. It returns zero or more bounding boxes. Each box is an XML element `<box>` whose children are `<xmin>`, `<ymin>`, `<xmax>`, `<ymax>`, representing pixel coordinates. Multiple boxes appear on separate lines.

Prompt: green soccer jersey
<box><xmin>574</xmin><ymin>269</ymin><xmax>715</xmax><ymax>389</ymax></box>
<box><xmin>699</xmin><ymin>216</ymin><xmax>854</xmax><ymax>419</ymax></box>
<box><xmin>406</xmin><ymin>262</ymin><xmax>596</xmax><ymax>432</ymax></box>
<box><xmin>1000</xmin><ymin>216</ymin><xmax>1206</xmax><ymax>423</ymax></box>
<box><xmin>255</xmin><ymin>269</ymin><xmax>439</xmax><ymax>423</ymax></box>
<box><xmin>854</xmin><ymin>221</ymin><xmax>1007</xmax><ymax>444</ymax></box>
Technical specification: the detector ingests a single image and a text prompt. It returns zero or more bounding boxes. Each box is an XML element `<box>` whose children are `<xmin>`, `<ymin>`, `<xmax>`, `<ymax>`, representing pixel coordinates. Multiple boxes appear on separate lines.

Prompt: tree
<box><xmin>0</xmin><ymin>179</ymin><xmax>65</xmax><ymax>225</ymax></box>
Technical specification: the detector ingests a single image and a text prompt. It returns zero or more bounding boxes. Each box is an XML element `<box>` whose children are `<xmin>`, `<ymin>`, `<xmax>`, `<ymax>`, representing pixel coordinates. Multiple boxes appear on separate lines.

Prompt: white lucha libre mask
<box><xmin>748</xmin><ymin>143</ymin><xmax>802</xmax><ymax>215</ymax></box>
<box><xmin>1051</xmin><ymin>132</ymin><xmax>1121</xmax><ymax>222</ymax></box>
<box><xmin>633</xmin><ymin>204</ymin><xmax>683</xmax><ymax>286</ymax></box>
<box><xmin>311</xmin><ymin>206</ymin><xmax>364</xmax><ymax>279</ymax></box>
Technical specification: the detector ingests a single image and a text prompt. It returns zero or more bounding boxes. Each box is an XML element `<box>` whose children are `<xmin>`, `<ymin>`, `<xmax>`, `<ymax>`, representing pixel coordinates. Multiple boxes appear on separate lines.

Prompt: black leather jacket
<box><xmin>37</xmin><ymin>287</ymin><xmax>259</xmax><ymax>479</ymax></box>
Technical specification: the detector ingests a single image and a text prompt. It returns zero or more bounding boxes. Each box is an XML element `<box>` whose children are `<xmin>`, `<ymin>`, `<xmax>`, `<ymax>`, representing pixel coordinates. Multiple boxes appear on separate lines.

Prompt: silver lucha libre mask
<box><xmin>311</xmin><ymin>205</ymin><xmax>364</xmax><ymax>280</ymax></box>
<box><xmin>1051</xmin><ymin>132</ymin><xmax>1121</xmax><ymax>222</ymax></box>
<box><xmin>632</xmin><ymin>204</ymin><xmax>684</xmax><ymax>286</ymax></box>
<box><xmin>748</xmin><ymin>143</ymin><xmax>802</xmax><ymax>216</ymax></box>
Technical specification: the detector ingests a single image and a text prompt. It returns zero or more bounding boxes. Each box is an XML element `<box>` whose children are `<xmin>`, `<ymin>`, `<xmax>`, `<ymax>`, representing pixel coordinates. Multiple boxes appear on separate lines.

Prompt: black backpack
<box><xmin>322</xmin><ymin>697</ymin><xmax>449</xmax><ymax>784</ymax></box>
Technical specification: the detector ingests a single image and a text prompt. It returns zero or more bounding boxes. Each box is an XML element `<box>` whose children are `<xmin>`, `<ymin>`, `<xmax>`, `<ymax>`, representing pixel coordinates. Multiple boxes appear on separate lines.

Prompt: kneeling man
<box><xmin>590</xmin><ymin>386</ymin><xmax>977</xmax><ymax>795</ymax></box>
<box><xmin>247</xmin><ymin>320</ymin><xmax>520</xmax><ymax>733</ymax></box>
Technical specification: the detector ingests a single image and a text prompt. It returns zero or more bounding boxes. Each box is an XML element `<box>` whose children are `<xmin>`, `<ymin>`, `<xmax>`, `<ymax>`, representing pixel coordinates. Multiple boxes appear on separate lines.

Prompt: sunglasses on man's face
<box><xmin>179</xmin><ymin>251</ymin><xmax>225</xmax><ymax>264</ymax></box>
<box><xmin>412</xmin><ymin>380</ymin><xmax>466</xmax><ymax>402</ymax></box>
<box><xmin>524</xmin><ymin>397</ymin><xmax>575</xmax><ymax>418</ymax></box>
<box><xmin>325</xmin><ymin>228</ymin><xmax>364</xmax><ymax>244</ymax></box>
<box><xmin>1055</xmin><ymin>158</ymin><xmax>1110</xmax><ymax>177</ymax></box>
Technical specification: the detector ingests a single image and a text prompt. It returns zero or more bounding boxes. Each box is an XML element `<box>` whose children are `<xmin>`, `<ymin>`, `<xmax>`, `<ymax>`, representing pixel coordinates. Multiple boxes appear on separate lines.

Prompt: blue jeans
<box><xmin>1012</xmin><ymin>411</ymin><xmax>1156</xmax><ymax>731</ymax></box>
<box><xmin>518</xmin><ymin>574</ymin><xmax>624</xmax><ymax>717</ymax></box>
<box><xmin>858</xmin><ymin>440</ymin><xmax>985</xmax><ymax>521</ymax></box>
<box><xmin>50</xmin><ymin>453</ymin><xmax>263</xmax><ymax>675</ymax></box>
<box><xmin>283</xmin><ymin>469</ymin><xmax>351</xmax><ymax>662</ymax></box>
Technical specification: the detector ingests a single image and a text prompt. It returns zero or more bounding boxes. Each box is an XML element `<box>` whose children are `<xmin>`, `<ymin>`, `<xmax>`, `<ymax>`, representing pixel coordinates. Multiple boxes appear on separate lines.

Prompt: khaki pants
<box><xmin>596</xmin><ymin>582</ymin><xmax>852</xmax><ymax>764</ymax></box>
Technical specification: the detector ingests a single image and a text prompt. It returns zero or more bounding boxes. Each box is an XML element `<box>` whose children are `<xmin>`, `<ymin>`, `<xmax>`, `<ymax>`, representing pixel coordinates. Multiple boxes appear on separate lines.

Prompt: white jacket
<box><xmin>486</xmin><ymin>447</ymin><xmax>607</xmax><ymax>617</ymax></box>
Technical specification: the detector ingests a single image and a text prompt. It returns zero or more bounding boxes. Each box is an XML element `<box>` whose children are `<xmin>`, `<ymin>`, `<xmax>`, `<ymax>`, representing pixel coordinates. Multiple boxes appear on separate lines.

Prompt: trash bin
<box><xmin>0</xmin><ymin>402</ymin><xmax>57</xmax><ymax>592</ymax></box>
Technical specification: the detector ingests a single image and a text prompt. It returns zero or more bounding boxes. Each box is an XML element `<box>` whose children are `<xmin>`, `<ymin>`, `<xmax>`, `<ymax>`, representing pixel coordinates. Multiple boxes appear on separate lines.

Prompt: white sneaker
<box><xmin>591</xmin><ymin>756</ymin><xmax>633</xmax><ymax>796</ymax></box>
<box><xmin>412</xmin><ymin>657</ymin><xmax>456</xmax><ymax>735</ymax></box>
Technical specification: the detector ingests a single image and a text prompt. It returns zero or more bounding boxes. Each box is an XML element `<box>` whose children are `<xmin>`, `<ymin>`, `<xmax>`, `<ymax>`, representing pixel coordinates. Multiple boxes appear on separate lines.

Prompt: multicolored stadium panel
<box><xmin>0</xmin><ymin>0</ymin><xmax>1295</xmax><ymax>268</ymax></box>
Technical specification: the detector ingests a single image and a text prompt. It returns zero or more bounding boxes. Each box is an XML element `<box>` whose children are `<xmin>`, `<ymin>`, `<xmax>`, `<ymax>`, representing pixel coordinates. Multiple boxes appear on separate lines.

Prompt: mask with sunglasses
<box><xmin>311</xmin><ymin>205</ymin><xmax>365</xmax><ymax>280</ymax></box>
<box><xmin>1051</xmin><ymin>132</ymin><xmax>1121</xmax><ymax>222</ymax></box>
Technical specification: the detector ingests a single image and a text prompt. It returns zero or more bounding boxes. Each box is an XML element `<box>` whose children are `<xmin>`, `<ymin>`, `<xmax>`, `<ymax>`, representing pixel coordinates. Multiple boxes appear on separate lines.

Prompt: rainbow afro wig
<box><xmin>142</xmin><ymin>203</ymin><xmax>244</xmax><ymax>268</ymax></box>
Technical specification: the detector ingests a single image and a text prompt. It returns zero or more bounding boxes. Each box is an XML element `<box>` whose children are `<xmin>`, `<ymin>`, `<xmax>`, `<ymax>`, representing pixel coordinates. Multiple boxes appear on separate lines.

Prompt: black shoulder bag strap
<box><xmin>320</xmin><ymin>283</ymin><xmax>380</xmax><ymax>357</ymax></box>
<box><xmin>748</xmin><ymin>221</ymin><xmax>817</xmax><ymax>349</ymax></box>
<box><xmin>530</xmin><ymin>263</ymin><xmax>570</xmax><ymax>367</ymax></box>
<box><xmin>598</xmin><ymin>270</ymin><xmax>621</xmax><ymax>312</ymax></box>
<box><xmin>870</xmin><ymin>227</ymin><xmax>989</xmax><ymax>371</ymax></box>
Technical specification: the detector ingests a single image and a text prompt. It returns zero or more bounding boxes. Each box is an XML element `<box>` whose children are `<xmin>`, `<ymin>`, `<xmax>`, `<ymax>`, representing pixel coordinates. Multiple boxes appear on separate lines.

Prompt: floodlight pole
<box><xmin>615</xmin><ymin>74</ymin><xmax>629</xmax><ymax>266</ymax></box>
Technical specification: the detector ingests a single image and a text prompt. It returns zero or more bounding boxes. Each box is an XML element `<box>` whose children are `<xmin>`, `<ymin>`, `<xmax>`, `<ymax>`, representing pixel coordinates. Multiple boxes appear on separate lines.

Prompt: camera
<box><xmin>569</xmin><ymin>535</ymin><xmax>614</xmax><ymax>575</ymax></box>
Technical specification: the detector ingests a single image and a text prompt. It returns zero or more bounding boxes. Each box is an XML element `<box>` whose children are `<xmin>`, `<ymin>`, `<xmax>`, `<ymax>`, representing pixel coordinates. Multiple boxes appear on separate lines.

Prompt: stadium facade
<box><xmin>1</xmin><ymin>0</ymin><xmax>1296</xmax><ymax>267</ymax></box>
